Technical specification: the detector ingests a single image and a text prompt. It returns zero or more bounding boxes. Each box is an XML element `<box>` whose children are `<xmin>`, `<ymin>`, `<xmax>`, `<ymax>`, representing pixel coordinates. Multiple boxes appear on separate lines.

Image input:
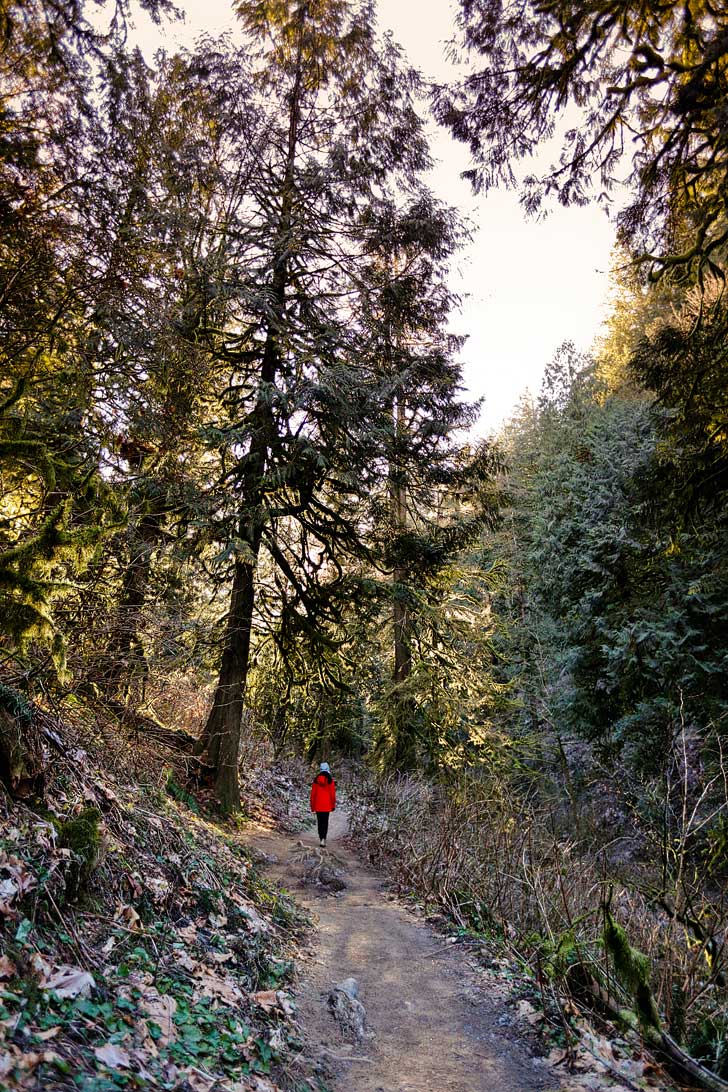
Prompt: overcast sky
<box><xmin>131</xmin><ymin>0</ymin><xmax>618</xmax><ymax>433</ymax></box>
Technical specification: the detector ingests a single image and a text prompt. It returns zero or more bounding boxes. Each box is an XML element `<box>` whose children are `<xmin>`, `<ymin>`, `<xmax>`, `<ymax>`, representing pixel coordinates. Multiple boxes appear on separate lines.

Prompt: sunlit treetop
<box><xmin>235</xmin><ymin>0</ymin><xmax>374</xmax><ymax>86</ymax></box>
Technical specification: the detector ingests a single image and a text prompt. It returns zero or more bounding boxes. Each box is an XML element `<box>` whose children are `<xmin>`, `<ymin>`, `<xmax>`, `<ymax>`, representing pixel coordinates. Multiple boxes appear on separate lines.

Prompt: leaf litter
<box><xmin>0</xmin><ymin>705</ymin><xmax>314</xmax><ymax>1091</ymax></box>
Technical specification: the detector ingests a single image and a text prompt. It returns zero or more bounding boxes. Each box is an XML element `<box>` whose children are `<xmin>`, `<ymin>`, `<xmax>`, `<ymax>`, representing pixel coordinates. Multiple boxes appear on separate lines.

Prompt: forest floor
<box><xmin>0</xmin><ymin>701</ymin><xmax>673</xmax><ymax>1092</ymax></box>
<box><xmin>247</xmin><ymin>808</ymin><xmax>641</xmax><ymax>1092</ymax></box>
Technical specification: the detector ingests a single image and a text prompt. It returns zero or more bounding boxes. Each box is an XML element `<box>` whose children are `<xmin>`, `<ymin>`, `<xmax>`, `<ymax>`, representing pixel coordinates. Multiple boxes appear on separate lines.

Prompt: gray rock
<box><xmin>319</xmin><ymin>864</ymin><xmax>347</xmax><ymax>891</ymax></box>
<box><xmin>327</xmin><ymin>977</ymin><xmax>367</xmax><ymax>1041</ymax></box>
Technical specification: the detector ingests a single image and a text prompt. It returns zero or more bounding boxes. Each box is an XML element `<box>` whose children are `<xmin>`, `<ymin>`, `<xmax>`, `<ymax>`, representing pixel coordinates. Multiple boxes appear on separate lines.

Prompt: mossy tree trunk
<box><xmin>0</xmin><ymin>690</ymin><xmax>45</xmax><ymax>798</ymax></box>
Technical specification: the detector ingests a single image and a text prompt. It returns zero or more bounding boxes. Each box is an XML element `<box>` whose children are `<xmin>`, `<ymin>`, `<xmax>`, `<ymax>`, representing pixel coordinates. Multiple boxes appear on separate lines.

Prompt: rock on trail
<box><xmin>248</xmin><ymin>808</ymin><xmax>560</xmax><ymax>1092</ymax></box>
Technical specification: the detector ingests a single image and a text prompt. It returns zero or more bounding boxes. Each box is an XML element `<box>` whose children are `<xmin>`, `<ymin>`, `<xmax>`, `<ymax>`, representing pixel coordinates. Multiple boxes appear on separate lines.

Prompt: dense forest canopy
<box><xmin>2</xmin><ymin>0</ymin><xmax>728</xmax><ymax>1081</ymax></box>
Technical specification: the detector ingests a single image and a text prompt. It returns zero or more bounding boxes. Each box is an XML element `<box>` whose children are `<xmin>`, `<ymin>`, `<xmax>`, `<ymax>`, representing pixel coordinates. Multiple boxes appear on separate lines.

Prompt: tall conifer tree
<box><xmin>194</xmin><ymin>0</ymin><xmax>431</xmax><ymax>810</ymax></box>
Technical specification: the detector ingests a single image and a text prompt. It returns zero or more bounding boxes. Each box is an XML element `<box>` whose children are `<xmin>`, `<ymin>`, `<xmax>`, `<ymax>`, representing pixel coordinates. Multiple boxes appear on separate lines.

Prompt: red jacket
<box><xmin>310</xmin><ymin>774</ymin><xmax>336</xmax><ymax>813</ymax></box>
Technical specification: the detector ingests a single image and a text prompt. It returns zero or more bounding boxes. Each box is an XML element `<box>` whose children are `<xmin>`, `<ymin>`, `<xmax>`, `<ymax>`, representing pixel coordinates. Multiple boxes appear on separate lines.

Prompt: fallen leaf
<box><xmin>43</xmin><ymin>965</ymin><xmax>95</xmax><ymax>999</ymax></box>
<box><xmin>0</xmin><ymin>879</ymin><xmax>18</xmax><ymax>902</ymax></box>
<box><xmin>115</xmin><ymin>904</ymin><xmax>141</xmax><ymax>931</ymax></box>
<box><xmin>252</xmin><ymin>989</ymin><xmax>278</xmax><ymax>1012</ymax></box>
<box><xmin>124</xmin><ymin>874</ymin><xmax>143</xmax><ymax>898</ymax></box>
<box><xmin>139</xmin><ymin>990</ymin><xmax>177</xmax><ymax>1045</ymax></box>
<box><xmin>0</xmin><ymin>955</ymin><xmax>16</xmax><ymax>980</ymax></box>
<box><xmin>30</xmin><ymin>952</ymin><xmax>53</xmax><ymax>980</ymax></box>
<box><xmin>197</xmin><ymin>968</ymin><xmax>243</xmax><ymax>1005</ymax></box>
<box><xmin>251</xmin><ymin>990</ymin><xmax>294</xmax><ymax>1017</ymax></box>
<box><xmin>233</xmin><ymin>901</ymin><xmax>268</xmax><ymax>934</ymax></box>
<box><xmin>183</xmin><ymin>1066</ymin><xmax>216</xmax><ymax>1091</ymax></box>
<box><xmin>94</xmin><ymin>1042</ymin><xmax>131</xmax><ymax>1068</ymax></box>
<box><xmin>35</xmin><ymin>1027</ymin><xmax>61</xmax><ymax>1041</ymax></box>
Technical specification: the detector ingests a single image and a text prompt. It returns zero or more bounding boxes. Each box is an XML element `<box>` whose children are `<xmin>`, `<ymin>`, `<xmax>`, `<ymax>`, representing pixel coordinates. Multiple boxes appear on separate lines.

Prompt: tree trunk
<box><xmin>106</xmin><ymin>506</ymin><xmax>164</xmax><ymax>697</ymax></box>
<box><xmin>196</xmin><ymin>554</ymin><xmax>258</xmax><ymax>812</ymax></box>
<box><xmin>390</xmin><ymin>397</ymin><xmax>416</xmax><ymax>770</ymax></box>
<box><xmin>196</xmin><ymin>7</ymin><xmax>307</xmax><ymax>812</ymax></box>
<box><xmin>0</xmin><ymin>690</ymin><xmax>45</xmax><ymax>798</ymax></box>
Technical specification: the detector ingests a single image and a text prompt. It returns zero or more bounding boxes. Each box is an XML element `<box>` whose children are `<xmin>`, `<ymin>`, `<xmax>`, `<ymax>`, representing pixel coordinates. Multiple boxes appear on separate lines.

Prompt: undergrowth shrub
<box><xmin>348</xmin><ymin>764</ymin><xmax>728</xmax><ymax>1073</ymax></box>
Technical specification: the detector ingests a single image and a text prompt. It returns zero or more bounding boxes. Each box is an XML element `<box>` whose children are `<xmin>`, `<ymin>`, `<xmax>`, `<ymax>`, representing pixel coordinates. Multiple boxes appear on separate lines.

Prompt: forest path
<box><xmin>247</xmin><ymin>808</ymin><xmax>561</xmax><ymax>1092</ymax></box>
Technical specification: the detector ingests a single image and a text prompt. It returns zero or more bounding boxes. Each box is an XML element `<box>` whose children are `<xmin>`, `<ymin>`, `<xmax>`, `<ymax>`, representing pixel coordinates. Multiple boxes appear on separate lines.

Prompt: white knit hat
<box><xmin>319</xmin><ymin>762</ymin><xmax>330</xmax><ymax>773</ymax></box>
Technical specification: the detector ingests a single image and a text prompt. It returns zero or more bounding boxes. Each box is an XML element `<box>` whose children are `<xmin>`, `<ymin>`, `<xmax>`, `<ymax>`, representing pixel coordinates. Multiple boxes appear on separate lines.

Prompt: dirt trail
<box><xmin>249</xmin><ymin>808</ymin><xmax>562</xmax><ymax>1092</ymax></box>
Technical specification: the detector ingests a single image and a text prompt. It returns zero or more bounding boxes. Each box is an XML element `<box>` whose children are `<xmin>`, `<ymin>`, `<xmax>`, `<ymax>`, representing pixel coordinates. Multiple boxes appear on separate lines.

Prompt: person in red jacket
<box><xmin>310</xmin><ymin>762</ymin><xmax>336</xmax><ymax>848</ymax></box>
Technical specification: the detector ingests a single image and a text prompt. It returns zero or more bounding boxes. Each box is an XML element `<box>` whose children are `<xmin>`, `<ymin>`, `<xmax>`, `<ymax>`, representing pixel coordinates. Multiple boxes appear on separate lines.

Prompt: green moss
<box><xmin>57</xmin><ymin>807</ymin><xmax>102</xmax><ymax>899</ymax></box>
<box><xmin>604</xmin><ymin>911</ymin><xmax>661</xmax><ymax>1033</ymax></box>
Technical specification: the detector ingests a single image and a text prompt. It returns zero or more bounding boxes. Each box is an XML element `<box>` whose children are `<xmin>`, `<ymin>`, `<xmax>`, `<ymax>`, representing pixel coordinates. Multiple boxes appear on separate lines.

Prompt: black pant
<box><xmin>316</xmin><ymin>812</ymin><xmax>330</xmax><ymax>840</ymax></box>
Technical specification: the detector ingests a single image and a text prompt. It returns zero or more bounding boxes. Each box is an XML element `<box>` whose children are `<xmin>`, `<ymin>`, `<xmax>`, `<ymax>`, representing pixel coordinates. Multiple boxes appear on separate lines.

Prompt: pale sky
<box><xmin>131</xmin><ymin>0</ymin><xmax>618</xmax><ymax>433</ymax></box>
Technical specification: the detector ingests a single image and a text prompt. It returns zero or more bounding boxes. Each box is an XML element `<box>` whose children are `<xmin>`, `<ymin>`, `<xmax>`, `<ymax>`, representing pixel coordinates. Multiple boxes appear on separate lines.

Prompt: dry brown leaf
<box><xmin>182</xmin><ymin>1066</ymin><xmax>217</xmax><ymax>1091</ymax></box>
<box><xmin>30</xmin><ymin>952</ymin><xmax>52</xmax><ymax>980</ymax></box>
<box><xmin>139</xmin><ymin>990</ymin><xmax>177</xmax><ymax>1045</ymax></box>
<box><xmin>43</xmin><ymin>965</ymin><xmax>95</xmax><ymax>999</ymax></box>
<box><xmin>176</xmin><ymin>924</ymin><xmax>198</xmax><ymax>942</ymax></box>
<box><xmin>0</xmin><ymin>955</ymin><xmax>16</xmax><ymax>980</ymax></box>
<box><xmin>115</xmin><ymin>903</ymin><xmax>141</xmax><ymax>931</ymax></box>
<box><xmin>251</xmin><ymin>990</ymin><xmax>278</xmax><ymax>1013</ymax></box>
<box><xmin>251</xmin><ymin>990</ymin><xmax>294</xmax><ymax>1017</ymax></box>
<box><xmin>35</xmin><ymin>1027</ymin><xmax>61</xmax><ymax>1041</ymax></box>
<box><xmin>94</xmin><ymin>1042</ymin><xmax>131</xmax><ymax>1068</ymax></box>
<box><xmin>235</xmin><ymin>903</ymin><xmax>268</xmax><ymax>935</ymax></box>
<box><xmin>197</xmin><ymin>968</ymin><xmax>243</xmax><ymax>1005</ymax></box>
<box><xmin>0</xmin><ymin>1047</ymin><xmax>57</xmax><ymax>1078</ymax></box>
